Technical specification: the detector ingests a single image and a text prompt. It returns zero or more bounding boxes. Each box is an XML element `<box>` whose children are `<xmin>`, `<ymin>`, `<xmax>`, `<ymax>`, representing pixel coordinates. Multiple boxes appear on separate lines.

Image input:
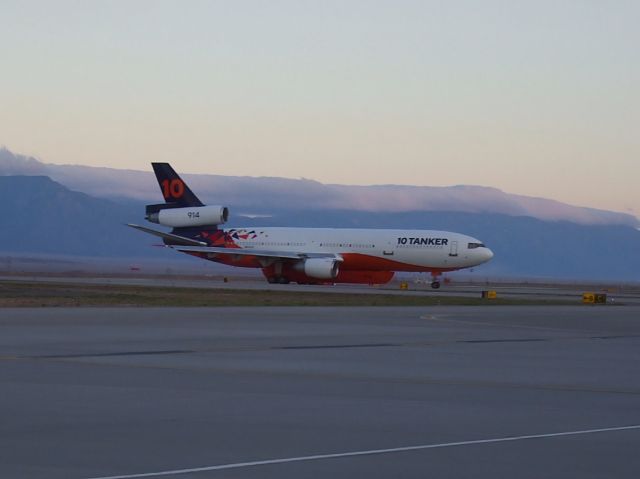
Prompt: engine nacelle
<box><xmin>295</xmin><ymin>258</ymin><xmax>340</xmax><ymax>280</ymax></box>
<box><xmin>147</xmin><ymin>205</ymin><xmax>229</xmax><ymax>228</ymax></box>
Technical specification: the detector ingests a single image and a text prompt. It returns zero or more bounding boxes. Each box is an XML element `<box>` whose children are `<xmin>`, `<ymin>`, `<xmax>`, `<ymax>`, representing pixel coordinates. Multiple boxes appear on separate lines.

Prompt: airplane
<box><xmin>128</xmin><ymin>163</ymin><xmax>493</xmax><ymax>288</ymax></box>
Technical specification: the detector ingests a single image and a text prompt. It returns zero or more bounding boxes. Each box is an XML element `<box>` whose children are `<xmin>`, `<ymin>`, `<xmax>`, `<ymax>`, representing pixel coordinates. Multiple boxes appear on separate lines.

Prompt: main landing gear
<box><xmin>430</xmin><ymin>272</ymin><xmax>442</xmax><ymax>289</ymax></box>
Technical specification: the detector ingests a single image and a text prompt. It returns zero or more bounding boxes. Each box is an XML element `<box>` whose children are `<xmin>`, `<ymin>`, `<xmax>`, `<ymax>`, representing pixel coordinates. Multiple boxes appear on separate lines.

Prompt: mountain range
<box><xmin>1</xmin><ymin>148</ymin><xmax>637</xmax><ymax>228</ymax></box>
<box><xmin>1</xmin><ymin>147</ymin><xmax>639</xmax><ymax>281</ymax></box>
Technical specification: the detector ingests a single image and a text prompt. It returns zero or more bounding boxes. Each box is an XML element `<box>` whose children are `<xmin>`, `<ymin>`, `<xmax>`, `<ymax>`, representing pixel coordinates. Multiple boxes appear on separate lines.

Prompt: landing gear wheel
<box><xmin>267</xmin><ymin>277</ymin><xmax>277</xmax><ymax>284</ymax></box>
<box><xmin>431</xmin><ymin>281</ymin><xmax>441</xmax><ymax>289</ymax></box>
<box><xmin>277</xmin><ymin>277</ymin><xmax>290</xmax><ymax>284</ymax></box>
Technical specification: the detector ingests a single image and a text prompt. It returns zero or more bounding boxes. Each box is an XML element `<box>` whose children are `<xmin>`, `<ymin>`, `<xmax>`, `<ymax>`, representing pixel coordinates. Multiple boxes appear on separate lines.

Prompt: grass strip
<box><xmin>0</xmin><ymin>280</ymin><xmax>580</xmax><ymax>307</ymax></box>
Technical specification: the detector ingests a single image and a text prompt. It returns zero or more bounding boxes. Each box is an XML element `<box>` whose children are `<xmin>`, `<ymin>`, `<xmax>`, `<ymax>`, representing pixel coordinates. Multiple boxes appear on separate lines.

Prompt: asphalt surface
<box><xmin>1</xmin><ymin>306</ymin><xmax>640</xmax><ymax>478</ymax></box>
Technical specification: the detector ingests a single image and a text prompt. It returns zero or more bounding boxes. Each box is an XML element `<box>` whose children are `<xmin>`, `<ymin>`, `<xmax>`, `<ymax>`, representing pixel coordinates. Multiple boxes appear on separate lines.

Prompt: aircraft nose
<box><xmin>482</xmin><ymin>247</ymin><xmax>494</xmax><ymax>262</ymax></box>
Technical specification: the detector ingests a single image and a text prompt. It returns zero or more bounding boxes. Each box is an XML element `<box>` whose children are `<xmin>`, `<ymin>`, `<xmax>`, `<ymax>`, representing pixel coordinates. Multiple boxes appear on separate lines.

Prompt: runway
<box><xmin>2</xmin><ymin>306</ymin><xmax>640</xmax><ymax>478</ymax></box>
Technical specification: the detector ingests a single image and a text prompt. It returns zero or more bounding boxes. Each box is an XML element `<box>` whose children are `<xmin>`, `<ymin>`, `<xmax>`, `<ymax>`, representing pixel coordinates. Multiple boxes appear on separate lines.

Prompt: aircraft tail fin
<box><xmin>151</xmin><ymin>163</ymin><xmax>204</xmax><ymax>207</ymax></box>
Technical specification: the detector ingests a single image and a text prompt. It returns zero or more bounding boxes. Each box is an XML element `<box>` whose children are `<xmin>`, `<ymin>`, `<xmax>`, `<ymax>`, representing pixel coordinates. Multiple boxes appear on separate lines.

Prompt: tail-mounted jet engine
<box><xmin>146</xmin><ymin>205</ymin><xmax>229</xmax><ymax>228</ymax></box>
<box><xmin>294</xmin><ymin>257</ymin><xmax>340</xmax><ymax>280</ymax></box>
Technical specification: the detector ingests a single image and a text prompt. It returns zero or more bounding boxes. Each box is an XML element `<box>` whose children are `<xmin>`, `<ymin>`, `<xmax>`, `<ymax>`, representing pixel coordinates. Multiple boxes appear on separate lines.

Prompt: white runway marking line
<box><xmin>85</xmin><ymin>424</ymin><xmax>640</xmax><ymax>479</ymax></box>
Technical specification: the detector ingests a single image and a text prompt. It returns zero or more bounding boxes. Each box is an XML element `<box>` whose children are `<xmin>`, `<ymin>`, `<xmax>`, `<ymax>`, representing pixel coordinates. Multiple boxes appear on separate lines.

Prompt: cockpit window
<box><xmin>468</xmin><ymin>242</ymin><xmax>485</xmax><ymax>249</ymax></box>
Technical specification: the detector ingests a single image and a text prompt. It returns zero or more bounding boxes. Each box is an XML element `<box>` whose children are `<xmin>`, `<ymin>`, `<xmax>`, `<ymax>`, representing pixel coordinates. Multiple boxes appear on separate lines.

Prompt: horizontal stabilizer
<box><xmin>127</xmin><ymin>224</ymin><xmax>207</xmax><ymax>246</ymax></box>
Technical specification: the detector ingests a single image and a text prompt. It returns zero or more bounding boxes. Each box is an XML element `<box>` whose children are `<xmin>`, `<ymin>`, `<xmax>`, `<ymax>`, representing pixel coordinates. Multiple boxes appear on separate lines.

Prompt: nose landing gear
<box><xmin>430</xmin><ymin>280</ymin><xmax>441</xmax><ymax>289</ymax></box>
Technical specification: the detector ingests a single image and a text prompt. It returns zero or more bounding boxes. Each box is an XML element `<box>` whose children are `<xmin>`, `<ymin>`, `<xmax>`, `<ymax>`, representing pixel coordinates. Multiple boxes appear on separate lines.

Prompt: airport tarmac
<box><xmin>1</xmin><ymin>306</ymin><xmax>640</xmax><ymax>478</ymax></box>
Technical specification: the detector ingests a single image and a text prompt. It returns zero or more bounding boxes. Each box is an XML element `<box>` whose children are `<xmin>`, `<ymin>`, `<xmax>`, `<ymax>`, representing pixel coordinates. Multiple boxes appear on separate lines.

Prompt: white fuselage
<box><xmin>226</xmin><ymin>227</ymin><xmax>493</xmax><ymax>271</ymax></box>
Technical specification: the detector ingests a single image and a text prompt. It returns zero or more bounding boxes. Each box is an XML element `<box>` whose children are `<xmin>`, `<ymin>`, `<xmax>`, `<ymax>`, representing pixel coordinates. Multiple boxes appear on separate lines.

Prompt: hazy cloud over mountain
<box><xmin>2</xmin><ymin>147</ymin><xmax>638</xmax><ymax>228</ymax></box>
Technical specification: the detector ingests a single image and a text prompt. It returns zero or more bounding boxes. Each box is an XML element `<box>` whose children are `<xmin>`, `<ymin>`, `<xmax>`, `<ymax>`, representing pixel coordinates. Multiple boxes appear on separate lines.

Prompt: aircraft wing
<box><xmin>127</xmin><ymin>224</ymin><xmax>207</xmax><ymax>246</ymax></box>
<box><xmin>173</xmin><ymin>245</ymin><xmax>342</xmax><ymax>262</ymax></box>
<box><xmin>128</xmin><ymin>224</ymin><xmax>341</xmax><ymax>262</ymax></box>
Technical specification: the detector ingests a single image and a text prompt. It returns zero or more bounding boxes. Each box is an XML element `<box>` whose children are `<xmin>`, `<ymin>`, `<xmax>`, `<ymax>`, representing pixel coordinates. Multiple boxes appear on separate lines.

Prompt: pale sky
<box><xmin>1</xmin><ymin>1</ymin><xmax>638</xmax><ymax>215</ymax></box>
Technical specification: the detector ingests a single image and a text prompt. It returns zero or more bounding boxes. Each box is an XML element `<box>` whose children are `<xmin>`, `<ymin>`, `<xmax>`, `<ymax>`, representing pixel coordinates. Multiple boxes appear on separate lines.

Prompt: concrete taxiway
<box><xmin>1</xmin><ymin>306</ymin><xmax>639</xmax><ymax>478</ymax></box>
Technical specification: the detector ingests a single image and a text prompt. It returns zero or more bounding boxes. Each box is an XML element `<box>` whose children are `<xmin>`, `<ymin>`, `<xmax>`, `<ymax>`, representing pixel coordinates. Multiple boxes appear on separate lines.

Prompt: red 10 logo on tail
<box><xmin>161</xmin><ymin>179</ymin><xmax>185</xmax><ymax>200</ymax></box>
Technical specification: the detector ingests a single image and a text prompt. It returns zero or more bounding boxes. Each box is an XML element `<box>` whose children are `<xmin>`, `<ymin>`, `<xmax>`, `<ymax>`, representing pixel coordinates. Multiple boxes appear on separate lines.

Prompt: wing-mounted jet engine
<box><xmin>293</xmin><ymin>257</ymin><xmax>340</xmax><ymax>280</ymax></box>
